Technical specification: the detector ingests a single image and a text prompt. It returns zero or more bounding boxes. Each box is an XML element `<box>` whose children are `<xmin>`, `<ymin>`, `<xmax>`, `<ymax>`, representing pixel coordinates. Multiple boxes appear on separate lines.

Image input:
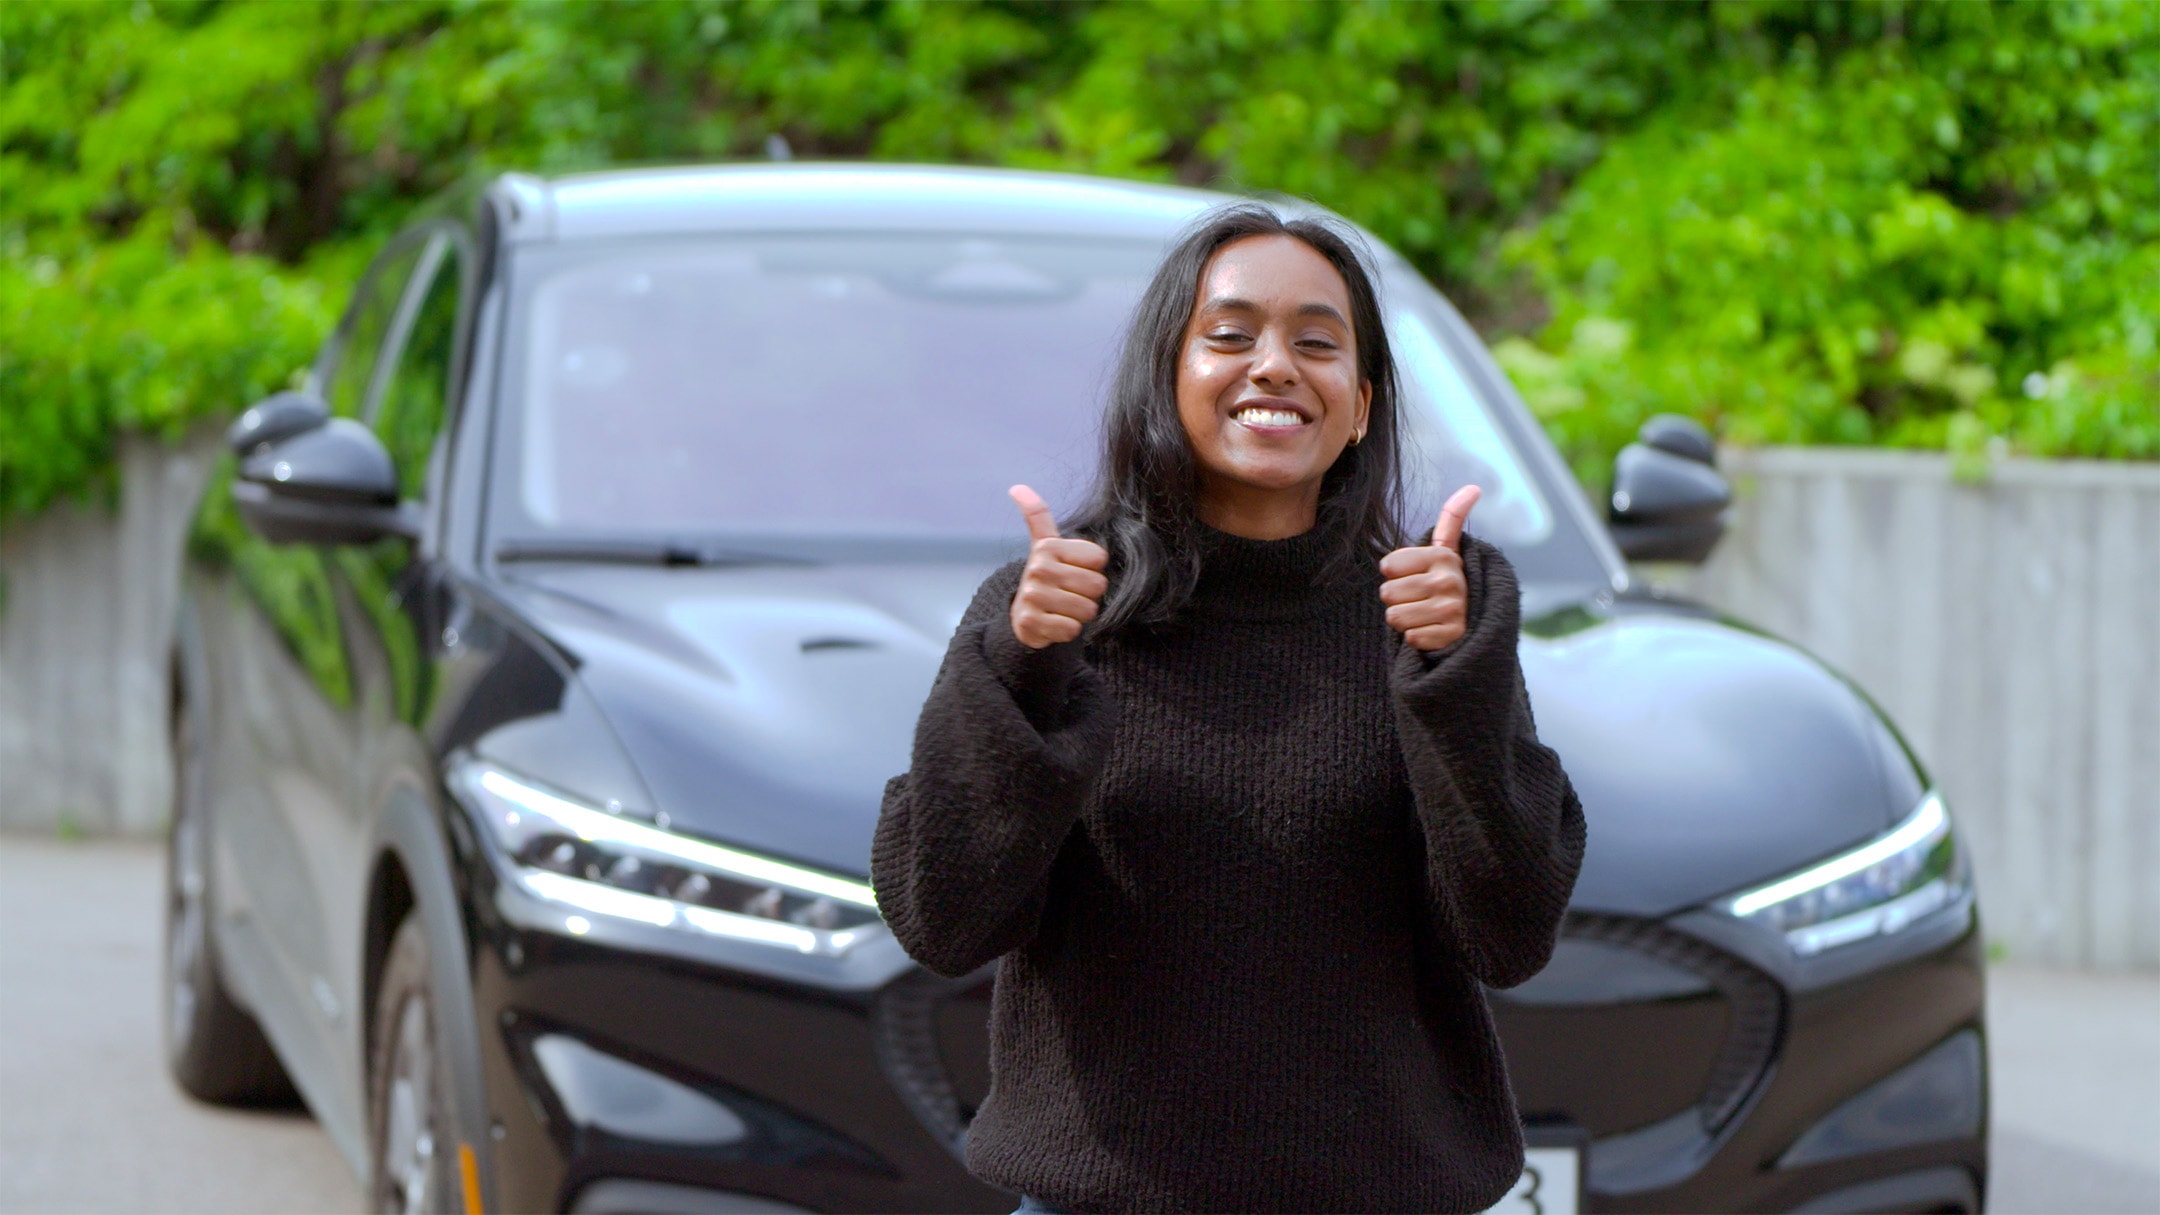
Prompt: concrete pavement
<box><xmin>2</xmin><ymin>834</ymin><xmax>2154</xmax><ymax>1213</ymax></box>
<box><xmin>0</xmin><ymin>836</ymin><xmax>360</xmax><ymax>1214</ymax></box>
<box><xmin>1986</xmin><ymin>964</ymin><xmax>2160</xmax><ymax>1213</ymax></box>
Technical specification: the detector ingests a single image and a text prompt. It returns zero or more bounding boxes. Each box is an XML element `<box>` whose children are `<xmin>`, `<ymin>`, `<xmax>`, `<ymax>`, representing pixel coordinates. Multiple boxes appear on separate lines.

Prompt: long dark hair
<box><xmin>1066</xmin><ymin>203</ymin><xmax>1409</xmax><ymax>637</ymax></box>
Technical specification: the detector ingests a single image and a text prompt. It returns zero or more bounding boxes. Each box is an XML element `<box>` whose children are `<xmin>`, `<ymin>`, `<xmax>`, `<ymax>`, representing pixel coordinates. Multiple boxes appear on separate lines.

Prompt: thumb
<box><xmin>1009</xmin><ymin>484</ymin><xmax>1061</xmax><ymax>543</ymax></box>
<box><xmin>1433</xmin><ymin>484</ymin><xmax>1482</xmax><ymax>552</ymax></box>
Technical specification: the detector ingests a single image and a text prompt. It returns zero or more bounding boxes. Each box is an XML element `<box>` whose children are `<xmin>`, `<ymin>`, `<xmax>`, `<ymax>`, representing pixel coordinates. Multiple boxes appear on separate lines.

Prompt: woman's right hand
<box><xmin>1007</xmin><ymin>485</ymin><xmax>1110</xmax><ymax>649</ymax></box>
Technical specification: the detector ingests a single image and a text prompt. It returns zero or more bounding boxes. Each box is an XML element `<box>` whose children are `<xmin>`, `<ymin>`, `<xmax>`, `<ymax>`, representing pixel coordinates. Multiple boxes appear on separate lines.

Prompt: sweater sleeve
<box><xmin>1390</xmin><ymin>537</ymin><xmax>1586</xmax><ymax>990</ymax></box>
<box><xmin>870</xmin><ymin>561</ymin><xmax>1117</xmax><ymax>978</ymax></box>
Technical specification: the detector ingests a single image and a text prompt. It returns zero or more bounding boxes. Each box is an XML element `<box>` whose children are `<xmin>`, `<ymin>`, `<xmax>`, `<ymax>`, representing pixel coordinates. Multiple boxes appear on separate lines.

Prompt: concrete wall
<box><xmin>1669</xmin><ymin>447</ymin><xmax>2159</xmax><ymax>972</ymax></box>
<box><xmin>3</xmin><ymin>436</ymin><xmax>2154</xmax><ymax>969</ymax></box>
<box><xmin>0</xmin><ymin>426</ymin><xmax>221</xmax><ymax>837</ymax></box>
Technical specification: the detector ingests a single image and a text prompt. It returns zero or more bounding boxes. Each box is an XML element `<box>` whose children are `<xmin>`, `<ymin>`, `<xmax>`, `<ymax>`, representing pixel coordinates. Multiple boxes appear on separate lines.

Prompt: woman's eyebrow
<box><xmin>1200</xmin><ymin>296</ymin><xmax>1349</xmax><ymax>326</ymax></box>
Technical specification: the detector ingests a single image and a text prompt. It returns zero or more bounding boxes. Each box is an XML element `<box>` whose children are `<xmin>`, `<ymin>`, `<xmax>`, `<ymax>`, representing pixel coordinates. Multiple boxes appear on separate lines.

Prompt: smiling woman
<box><xmin>872</xmin><ymin>203</ymin><xmax>1588</xmax><ymax>1215</ymax></box>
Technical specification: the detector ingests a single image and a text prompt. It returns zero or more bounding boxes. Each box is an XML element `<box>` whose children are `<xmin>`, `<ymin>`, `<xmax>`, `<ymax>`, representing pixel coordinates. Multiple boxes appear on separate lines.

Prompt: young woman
<box><xmin>872</xmin><ymin>205</ymin><xmax>1586</xmax><ymax>1214</ymax></box>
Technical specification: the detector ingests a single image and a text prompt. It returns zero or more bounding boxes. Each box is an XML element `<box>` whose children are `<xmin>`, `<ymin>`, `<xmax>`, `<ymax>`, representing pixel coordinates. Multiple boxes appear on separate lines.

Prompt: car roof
<box><xmin>497</xmin><ymin>162</ymin><xmax>1274</xmax><ymax>244</ymax></box>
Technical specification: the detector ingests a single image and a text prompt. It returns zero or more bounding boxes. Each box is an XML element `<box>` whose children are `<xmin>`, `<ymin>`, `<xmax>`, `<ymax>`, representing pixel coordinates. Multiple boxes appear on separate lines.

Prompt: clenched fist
<box><xmin>1380</xmin><ymin>485</ymin><xmax>1482</xmax><ymax>652</ymax></box>
<box><xmin>1008</xmin><ymin>485</ymin><xmax>1110</xmax><ymax>649</ymax></box>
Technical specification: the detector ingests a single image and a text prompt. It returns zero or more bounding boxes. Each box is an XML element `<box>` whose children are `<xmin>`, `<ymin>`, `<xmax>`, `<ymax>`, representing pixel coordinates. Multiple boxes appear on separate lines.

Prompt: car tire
<box><xmin>164</xmin><ymin>678</ymin><xmax>296</xmax><ymax>1106</ymax></box>
<box><xmin>369</xmin><ymin>914</ymin><xmax>462</xmax><ymax>1214</ymax></box>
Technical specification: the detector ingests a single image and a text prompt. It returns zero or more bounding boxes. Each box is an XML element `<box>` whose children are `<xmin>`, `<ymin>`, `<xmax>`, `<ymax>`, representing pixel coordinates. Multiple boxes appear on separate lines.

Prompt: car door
<box><xmin>311</xmin><ymin>224</ymin><xmax>479</xmax><ymax>1131</ymax></box>
<box><xmin>330</xmin><ymin>222</ymin><xmax>473</xmax><ymax>1032</ymax></box>
<box><xmin>209</xmin><ymin>230</ymin><xmax>439</xmax><ymax>1149</ymax></box>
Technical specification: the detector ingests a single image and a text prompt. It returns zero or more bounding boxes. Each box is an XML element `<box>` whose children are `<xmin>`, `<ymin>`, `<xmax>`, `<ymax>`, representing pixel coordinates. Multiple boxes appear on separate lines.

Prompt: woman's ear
<box><xmin>1356</xmin><ymin>379</ymin><xmax>1373</xmax><ymax>437</ymax></box>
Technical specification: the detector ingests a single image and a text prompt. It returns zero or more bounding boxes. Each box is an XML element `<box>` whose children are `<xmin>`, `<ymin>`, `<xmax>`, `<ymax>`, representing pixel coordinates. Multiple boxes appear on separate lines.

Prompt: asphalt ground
<box><xmin>2</xmin><ymin>835</ymin><xmax>2154</xmax><ymax>1214</ymax></box>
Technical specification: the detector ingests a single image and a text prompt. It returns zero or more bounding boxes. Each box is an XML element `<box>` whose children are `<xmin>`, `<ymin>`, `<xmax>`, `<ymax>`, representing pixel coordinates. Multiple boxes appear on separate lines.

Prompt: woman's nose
<box><xmin>1247</xmin><ymin>332</ymin><xmax>1297</xmax><ymax>387</ymax></box>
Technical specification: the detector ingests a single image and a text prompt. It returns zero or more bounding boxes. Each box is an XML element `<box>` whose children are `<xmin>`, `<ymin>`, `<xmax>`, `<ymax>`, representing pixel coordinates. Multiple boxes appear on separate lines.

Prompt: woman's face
<box><xmin>1176</xmin><ymin>234</ymin><xmax>1371</xmax><ymax>534</ymax></box>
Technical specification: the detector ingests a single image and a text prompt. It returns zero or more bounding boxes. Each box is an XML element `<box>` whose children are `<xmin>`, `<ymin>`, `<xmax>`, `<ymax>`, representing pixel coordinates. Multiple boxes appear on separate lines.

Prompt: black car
<box><xmin>167</xmin><ymin>164</ymin><xmax>1987</xmax><ymax>1215</ymax></box>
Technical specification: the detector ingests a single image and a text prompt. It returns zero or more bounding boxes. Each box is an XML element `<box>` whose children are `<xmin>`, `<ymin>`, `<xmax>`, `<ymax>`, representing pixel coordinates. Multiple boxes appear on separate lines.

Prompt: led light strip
<box><xmin>1726</xmin><ymin>791</ymin><xmax>1947</xmax><ymax>919</ymax></box>
<box><xmin>524</xmin><ymin>869</ymin><xmax>678</xmax><ymax>927</ymax></box>
<box><xmin>469</xmin><ymin>764</ymin><xmax>879</xmax><ymax>909</ymax></box>
<box><xmin>1787</xmin><ymin>877</ymin><xmax>1955</xmax><ymax>956</ymax></box>
<box><xmin>521</xmin><ymin>870</ymin><xmax>870</xmax><ymax>955</ymax></box>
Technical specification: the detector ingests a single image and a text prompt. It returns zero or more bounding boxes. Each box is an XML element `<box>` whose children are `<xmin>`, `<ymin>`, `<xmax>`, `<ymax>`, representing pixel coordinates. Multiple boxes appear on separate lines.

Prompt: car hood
<box><xmin>496</xmin><ymin>565</ymin><xmax>1916</xmax><ymax>918</ymax></box>
<box><xmin>494</xmin><ymin>561</ymin><xmax>991</xmax><ymax>878</ymax></box>
<box><xmin>1519</xmin><ymin>603</ymin><xmax>1919</xmax><ymax>916</ymax></box>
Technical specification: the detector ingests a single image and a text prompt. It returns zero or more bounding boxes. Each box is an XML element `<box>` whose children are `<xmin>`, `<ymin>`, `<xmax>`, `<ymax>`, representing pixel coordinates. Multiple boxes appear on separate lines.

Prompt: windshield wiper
<box><xmin>493</xmin><ymin>536</ymin><xmax>812</xmax><ymax>568</ymax></box>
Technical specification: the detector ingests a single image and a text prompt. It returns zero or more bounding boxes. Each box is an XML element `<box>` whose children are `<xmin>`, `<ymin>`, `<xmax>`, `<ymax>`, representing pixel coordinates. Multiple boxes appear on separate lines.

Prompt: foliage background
<box><xmin>3</xmin><ymin>0</ymin><xmax>2155</xmax><ymax>523</ymax></box>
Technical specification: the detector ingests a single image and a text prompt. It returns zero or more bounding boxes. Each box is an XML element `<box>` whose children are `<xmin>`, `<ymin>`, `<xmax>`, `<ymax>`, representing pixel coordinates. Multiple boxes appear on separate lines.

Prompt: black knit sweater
<box><xmin>871</xmin><ymin>525</ymin><xmax>1585</xmax><ymax>1214</ymax></box>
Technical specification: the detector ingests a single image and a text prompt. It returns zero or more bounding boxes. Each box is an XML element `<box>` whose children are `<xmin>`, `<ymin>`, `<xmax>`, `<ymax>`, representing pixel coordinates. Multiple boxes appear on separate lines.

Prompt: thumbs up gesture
<box><xmin>1380</xmin><ymin>485</ymin><xmax>1483</xmax><ymax>652</ymax></box>
<box><xmin>1008</xmin><ymin>485</ymin><xmax>1111</xmax><ymax>649</ymax></box>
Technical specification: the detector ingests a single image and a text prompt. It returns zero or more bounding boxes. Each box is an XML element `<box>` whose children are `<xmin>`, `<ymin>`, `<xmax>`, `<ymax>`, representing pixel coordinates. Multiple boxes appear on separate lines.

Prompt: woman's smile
<box><xmin>1228</xmin><ymin>396</ymin><xmax>1313</xmax><ymax>434</ymax></box>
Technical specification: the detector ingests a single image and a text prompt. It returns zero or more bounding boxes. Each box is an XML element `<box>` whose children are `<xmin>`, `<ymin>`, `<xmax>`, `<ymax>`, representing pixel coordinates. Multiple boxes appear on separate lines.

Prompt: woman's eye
<box><xmin>1207</xmin><ymin>330</ymin><xmax>1251</xmax><ymax>344</ymax></box>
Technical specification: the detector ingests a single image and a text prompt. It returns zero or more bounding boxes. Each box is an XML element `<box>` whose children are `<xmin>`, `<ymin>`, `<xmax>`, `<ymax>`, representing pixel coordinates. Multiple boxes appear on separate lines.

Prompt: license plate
<box><xmin>1481</xmin><ymin>1145</ymin><xmax>1582</xmax><ymax>1215</ymax></box>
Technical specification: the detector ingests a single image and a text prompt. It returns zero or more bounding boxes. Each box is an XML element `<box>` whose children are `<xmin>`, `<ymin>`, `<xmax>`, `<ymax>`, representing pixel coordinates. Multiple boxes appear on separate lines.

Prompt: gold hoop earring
<box><xmin>1348</xmin><ymin>427</ymin><xmax>1365</xmax><ymax>448</ymax></box>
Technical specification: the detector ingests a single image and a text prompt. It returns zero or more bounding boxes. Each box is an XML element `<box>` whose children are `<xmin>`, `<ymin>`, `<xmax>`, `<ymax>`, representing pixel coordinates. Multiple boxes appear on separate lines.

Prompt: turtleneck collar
<box><xmin>1188</xmin><ymin>521</ymin><xmax>1358</xmax><ymax>622</ymax></box>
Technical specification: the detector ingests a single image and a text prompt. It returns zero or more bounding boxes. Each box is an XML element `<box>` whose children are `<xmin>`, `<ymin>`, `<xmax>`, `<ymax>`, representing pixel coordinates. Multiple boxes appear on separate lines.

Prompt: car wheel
<box><xmin>164</xmin><ymin>680</ymin><xmax>296</xmax><ymax>1105</ymax></box>
<box><xmin>370</xmin><ymin>914</ymin><xmax>461</xmax><ymax>1214</ymax></box>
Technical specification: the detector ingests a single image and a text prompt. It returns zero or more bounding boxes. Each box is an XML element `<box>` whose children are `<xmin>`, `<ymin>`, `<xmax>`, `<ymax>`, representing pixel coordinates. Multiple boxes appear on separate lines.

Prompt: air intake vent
<box><xmin>871</xmin><ymin>970</ymin><xmax>990</xmax><ymax>1160</ymax></box>
<box><xmin>1562</xmin><ymin>913</ymin><xmax>1785</xmax><ymax>1133</ymax></box>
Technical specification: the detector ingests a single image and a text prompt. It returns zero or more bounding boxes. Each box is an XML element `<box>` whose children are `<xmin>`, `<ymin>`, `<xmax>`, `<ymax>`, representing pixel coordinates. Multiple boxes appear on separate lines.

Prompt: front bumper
<box><xmin>457</xmin><ymin>835</ymin><xmax>1986</xmax><ymax>1214</ymax></box>
<box><xmin>461</xmin><ymin>852</ymin><xmax>1008</xmax><ymax>1214</ymax></box>
<box><xmin>1492</xmin><ymin>904</ymin><xmax>1988</xmax><ymax>1213</ymax></box>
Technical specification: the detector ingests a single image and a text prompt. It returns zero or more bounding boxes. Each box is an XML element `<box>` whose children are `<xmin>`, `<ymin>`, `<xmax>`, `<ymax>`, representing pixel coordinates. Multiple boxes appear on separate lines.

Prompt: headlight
<box><xmin>1720</xmin><ymin>790</ymin><xmax>1968</xmax><ymax>957</ymax></box>
<box><xmin>454</xmin><ymin>758</ymin><xmax>882</xmax><ymax>957</ymax></box>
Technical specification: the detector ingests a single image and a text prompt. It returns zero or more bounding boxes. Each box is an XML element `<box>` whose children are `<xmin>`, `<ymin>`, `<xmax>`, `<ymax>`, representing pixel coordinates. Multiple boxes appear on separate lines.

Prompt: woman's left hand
<box><xmin>1379</xmin><ymin>485</ymin><xmax>1482</xmax><ymax>652</ymax></box>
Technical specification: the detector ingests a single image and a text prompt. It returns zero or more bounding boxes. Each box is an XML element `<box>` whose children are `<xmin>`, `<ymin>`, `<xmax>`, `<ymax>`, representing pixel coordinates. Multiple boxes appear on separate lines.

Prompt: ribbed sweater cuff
<box><xmin>977</xmin><ymin>619</ymin><xmax>1088</xmax><ymax>728</ymax></box>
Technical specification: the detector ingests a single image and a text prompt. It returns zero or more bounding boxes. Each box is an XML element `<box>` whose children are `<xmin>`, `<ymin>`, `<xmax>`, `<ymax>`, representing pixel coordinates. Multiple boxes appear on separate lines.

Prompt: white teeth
<box><xmin>1236</xmin><ymin>408</ymin><xmax>1306</xmax><ymax>427</ymax></box>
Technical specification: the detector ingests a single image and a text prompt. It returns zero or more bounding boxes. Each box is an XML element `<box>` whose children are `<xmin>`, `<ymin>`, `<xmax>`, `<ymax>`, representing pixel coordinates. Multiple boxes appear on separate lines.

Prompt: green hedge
<box><xmin>1496</xmin><ymin>1</ymin><xmax>2160</xmax><ymax>486</ymax></box>
<box><xmin>4</xmin><ymin>0</ymin><xmax>2154</xmax><ymax>526</ymax></box>
<box><xmin>0</xmin><ymin>237</ymin><xmax>332</xmax><ymax>516</ymax></box>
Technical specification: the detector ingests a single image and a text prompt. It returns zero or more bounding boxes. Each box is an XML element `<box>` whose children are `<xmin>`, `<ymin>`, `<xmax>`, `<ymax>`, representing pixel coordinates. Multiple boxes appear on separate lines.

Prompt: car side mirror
<box><xmin>232</xmin><ymin>418</ymin><xmax>419</xmax><ymax>546</ymax></box>
<box><xmin>1609</xmin><ymin>414</ymin><xmax>1729</xmax><ymax>564</ymax></box>
<box><xmin>226</xmin><ymin>390</ymin><xmax>330</xmax><ymax>455</ymax></box>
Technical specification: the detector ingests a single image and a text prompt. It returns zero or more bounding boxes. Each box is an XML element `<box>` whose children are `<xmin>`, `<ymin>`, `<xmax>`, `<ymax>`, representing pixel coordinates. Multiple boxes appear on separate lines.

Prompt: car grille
<box><xmin>1491</xmin><ymin>913</ymin><xmax>1784</xmax><ymax>1137</ymax></box>
<box><xmin>873</xmin><ymin>914</ymin><xmax>1783</xmax><ymax>1152</ymax></box>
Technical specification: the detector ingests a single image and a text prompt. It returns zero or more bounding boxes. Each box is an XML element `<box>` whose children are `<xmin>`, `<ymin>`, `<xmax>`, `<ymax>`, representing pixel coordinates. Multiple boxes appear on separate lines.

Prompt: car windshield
<box><xmin>496</xmin><ymin>232</ymin><xmax>1579</xmax><ymax>567</ymax></box>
